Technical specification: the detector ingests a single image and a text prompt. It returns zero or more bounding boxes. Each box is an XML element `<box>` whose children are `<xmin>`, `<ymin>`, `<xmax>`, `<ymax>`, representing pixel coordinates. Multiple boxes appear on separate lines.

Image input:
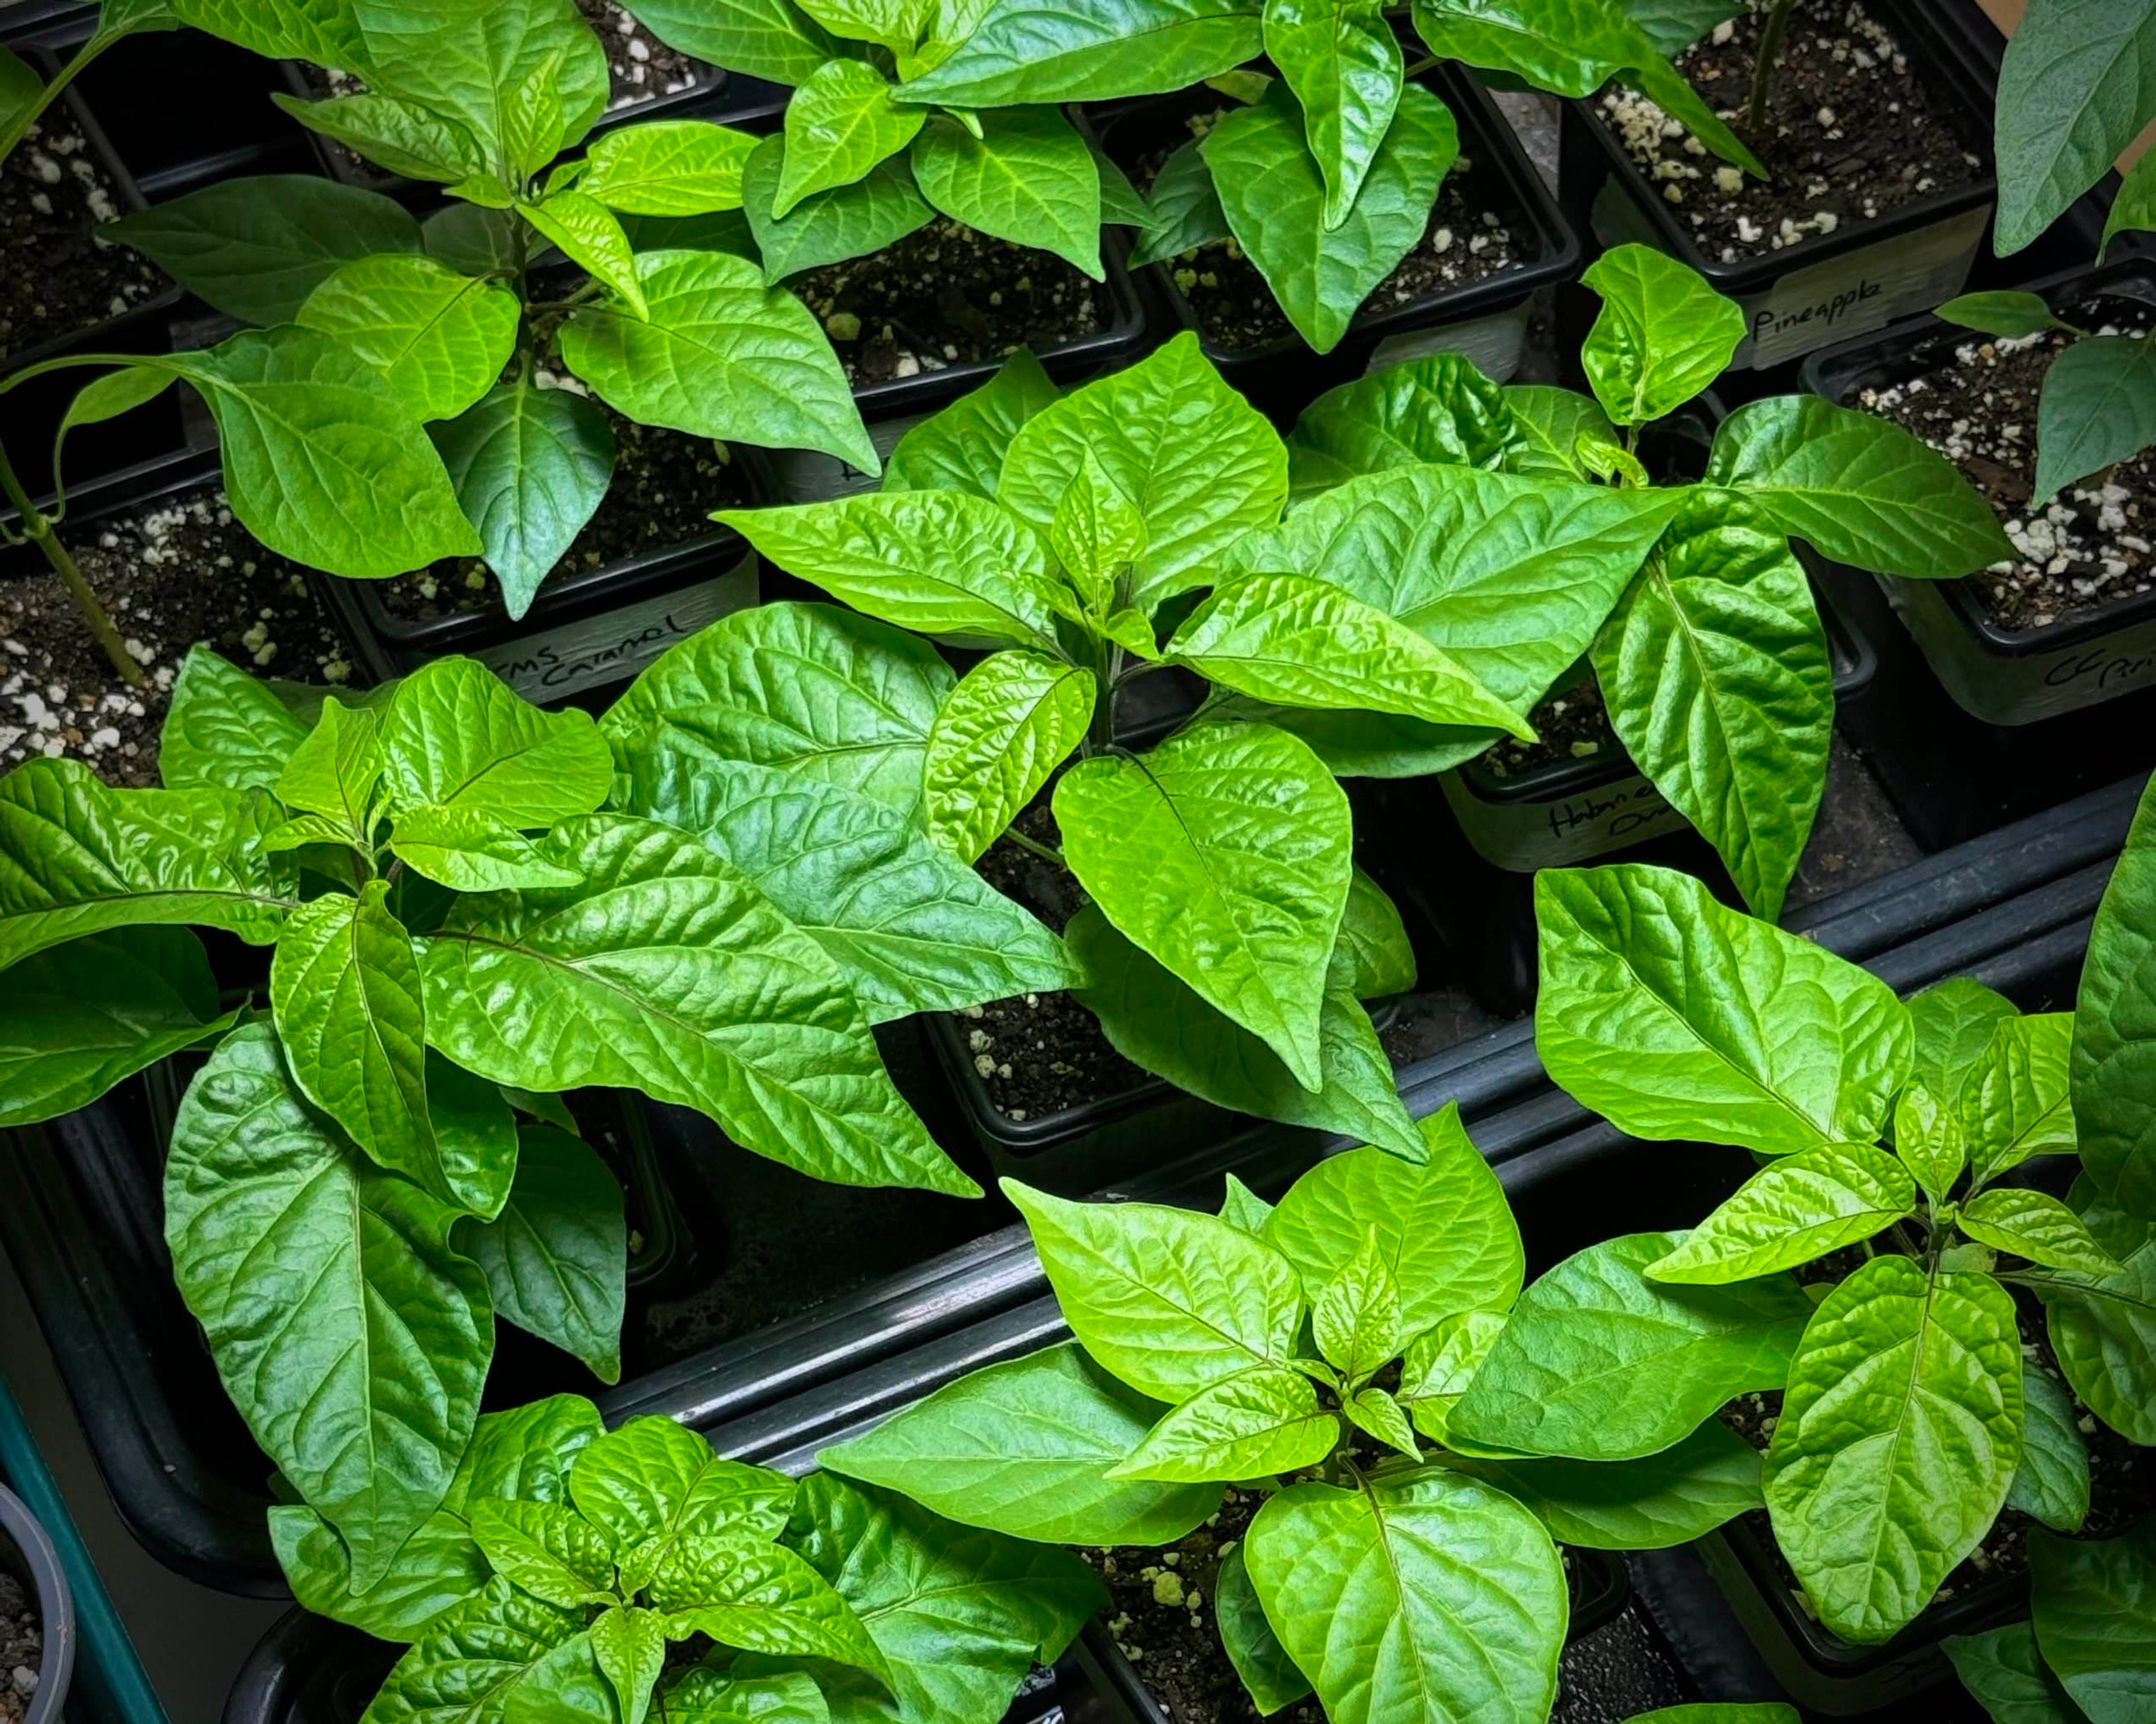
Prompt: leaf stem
<box><xmin>0</xmin><ymin>436</ymin><xmax>147</xmax><ymax>688</ymax></box>
<box><xmin>1745</xmin><ymin>0</ymin><xmax>1798</xmax><ymax>136</ymax></box>
<box><xmin>1004</xmin><ymin>827</ymin><xmax>1063</xmax><ymax>867</ymax></box>
<box><xmin>0</xmin><ymin>29</ymin><xmax>117</xmax><ymax>163</ymax></box>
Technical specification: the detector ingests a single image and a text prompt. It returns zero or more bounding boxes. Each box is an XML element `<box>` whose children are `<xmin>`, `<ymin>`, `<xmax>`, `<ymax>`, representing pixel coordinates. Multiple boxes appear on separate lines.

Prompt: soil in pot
<box><xmin>1852</xmin><ymin>301</ymin><xmax>2156</xmax><ymax>632</ymax></box>
<box><xmin>1129</xmin><ymin>111</ymin><xmax>1523</xmax><ymax>353</ymax></box>
<box><xmin>1718</xmin><ymin>1283</ymin><xmax>2156</xmax><ymax>1623</ymax></box>
<box><xmin>1</xmin><ymin>116</ymin><xmax>165</xmax><ymax>360</ymax></box>
<box><xmin>0</xmin><ymin>1571</ymin><xmax>36</xmax><ymax>1724</ymax></box>
<box><xmin>1</xmin><ymin>486</ymin><xmax>359</xmax><ymax>785</ymax></box>
<box><xmin>794</xmin><ymin>218</ymin><xmax>1112</xmax><ymax>387</ymax></box>
<box><xmin>1597</xmin><ymin>0</ymin><xmax>1985</xmax><ymax>267</ymax></box>
<box><xmin>574</xmin><ymin>0</ymin><xmax>716</xmax><ymax>111</ymax></box>
<box><xmin>369</xmin><ymin>414</ymin><xmax>752</xmax><ymax>624</ymax></box>
<box><xmin>1085</xmin><ymin>1485</ymin><xmax>1664</xmax><ymax>1723</ymax></box>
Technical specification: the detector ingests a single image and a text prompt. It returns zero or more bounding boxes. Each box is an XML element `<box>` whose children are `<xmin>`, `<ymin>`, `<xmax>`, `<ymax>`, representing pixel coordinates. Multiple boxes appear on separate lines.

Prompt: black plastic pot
<box><xmin>1799</xmin><ymin>258</ymin><xmax>2156</xmax><ymax>849</ymax></box>
<box><xmin>1557</xmin><ymin>0</ymin><xmax>1998</xmax><ymax>382</ymax></box>
<box><xmin>1096</xmin><ymin>64</ymin><xmax>1582</xmax><ymax>423</ymax></box>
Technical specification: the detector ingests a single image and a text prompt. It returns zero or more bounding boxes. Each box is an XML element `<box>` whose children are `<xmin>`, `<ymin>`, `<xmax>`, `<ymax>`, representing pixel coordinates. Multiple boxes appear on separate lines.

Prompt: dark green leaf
<box><xmin>2035</xmin><ymin>333</ymin><xmax>2156</xmax><ymax>503</ymax></box>
<box><xmin>2029</xmin><ymin>1517</ymin><xmax>2156</xmax><ymax>1724</ymax></box>
<box><xmin>1945</xmin><ymin>1621</ymin><xmax>2093</xmax><ymax>1724</ymax></box>
<box><xmin>1214</xmin><ymin>1543</ymin><xmax>1310</xmax><ymax>1714</ymax></box>
<box><xmin>744</xmin><ymin>139</ymin><xmax>936</xmax><ymax>282</ymax></box>
<box><xmin>2074</xmin><ymin>774</ymin><xmax>2156</xmax><ymax>1219</ymax></box>
<box><xmin>893</xmin><ymin>0</ymin><xmax>1262</xmax><ymax>106</ymax></box>
<box><xmin>1993</xmin><ymin>0</ymin><xmax>2156</xmax><ymax>255</ymax></box>
<box><xmin>460</xmin><ymin>1124</ymin><xmax>625</xmax><ymax>1382</ymax></box>
<box><xmin>2009</xmin><ymin>1366</ymin><xmax>2091</xmax><ymax>1535</ymax></box>
<box><xmin>622</xmin><ymin>0</ymin><xmax>841</xmax><ymax>85</ymax></box>
<box><xmin>2036</xmin><ymin>1191</ymin><xmax>2156</xmax><ymax>1446</ymax></box>
<box><xmin>1126</xmin><ymin>136</ymin><xmax>1228</xmax><ymax>268</ymax></box>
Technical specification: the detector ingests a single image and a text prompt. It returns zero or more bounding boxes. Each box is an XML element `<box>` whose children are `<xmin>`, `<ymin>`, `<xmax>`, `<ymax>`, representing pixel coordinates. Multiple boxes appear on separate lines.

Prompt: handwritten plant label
<box><xmin>1441</xmin><ymin>764</ymin><xmax>1682</xmax><ymax>871</ymax></box>
<box><xmin>1890</xmin><ymin>572</ymin><xmax>2156</xmax><ymax>725</ymax></box>
<box><xmin>1364</xmin><ymin>300</ymin><xmax>1533</xmax><ymax>385</ymax></box>
<box><xmin>476</xmin><ymin>551</ymin><xmax>759</xmax><ymax>702</ymax></box>
<box><xmin>1588</xmin><ymin>177</ymin><xmax>1989</xmax><ymax>368</ymax></box>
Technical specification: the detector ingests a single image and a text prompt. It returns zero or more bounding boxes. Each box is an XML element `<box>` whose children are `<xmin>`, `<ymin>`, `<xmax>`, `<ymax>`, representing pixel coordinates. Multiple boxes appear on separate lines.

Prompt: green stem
<box><xmin>1745</xmin><ymin>0</ymin><xmax>1798</xmax><ymax>135</ymax></box>
<box><xmin>1004</xmin><ymin>827</ymin><xmax>1063</xmax><ymax>867</ymax></box>
<box><xmin>0</xmin><ymin>437</ymin><xmax>147</xmax><ymax>689</ymax></box>
<box><xmin>0</xmin><ymin>30</ymin><xmax>117</xmax><ymax>164</ymax></box>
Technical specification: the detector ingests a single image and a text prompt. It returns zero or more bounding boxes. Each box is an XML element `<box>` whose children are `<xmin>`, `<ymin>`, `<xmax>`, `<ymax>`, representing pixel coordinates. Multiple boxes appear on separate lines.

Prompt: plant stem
<box><xmin>0</xmin><ymin>435</ymin><xmax>145</xmax><ymax>689</ymax></box>
<box><xmin>1006</xmin><ymin>827</ymin><xmax>1063</xmax><ymax>867</ymax></box>
<box><xmin>1745</xmin><ymin>0</ymin><xmax>1798</xmax><ymax>136</ymax></box>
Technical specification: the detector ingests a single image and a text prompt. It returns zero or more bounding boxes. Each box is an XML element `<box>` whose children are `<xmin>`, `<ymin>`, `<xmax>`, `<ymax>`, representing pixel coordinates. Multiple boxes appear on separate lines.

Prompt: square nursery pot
<box><xmin>1096</xmin><ymin>64</ymin><xmax>1582</xmax><ymax>424</ymax></box>
<box><xmin>1557</xmin><ymin>0</ymin><xmax>1998</xmax><ymax>381</ymax></box>
<box><xmin>1798</xmin><ymin>258</ymin><xmax>2156</xmax><ymax>849</ymax></box>
<box><xmin>313</xmin><ymin>444</ymin><xmax>766</xmax><ymax>706</ymax></box>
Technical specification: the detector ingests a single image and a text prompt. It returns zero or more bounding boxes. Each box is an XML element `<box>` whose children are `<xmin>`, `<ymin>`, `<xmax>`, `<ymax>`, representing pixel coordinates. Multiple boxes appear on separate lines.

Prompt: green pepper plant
<box><xmin>816</xmin><ymin>1118</ymin><xmax>1775</xmax><ymax>1724</ymax></box>
<box><xmin>709</xmin><ymin>331</ymin><xmax>1689</xmax><ymax>1151</ymax></box>
<box><xmin>276</xmin><ymin>1392</ymin><xmax>1107</xmax><ymax>1724</ymax></box>
<box><xmin>0</xmin><ymin>0</ymin><xmax>883</xmax><ymax>690</ymax></box>
<box><xmin>0</xmin><ymin>640</ymin><xmax>1093</xmax><ymax>1590</ymax></box>
<box><xmin>665</xmin><ymin>0</ymin><xmax>1769</xmax><ymax>354</ymax></box>
<box><xmin>1268</xmin><ymin>243</ymin><xmax>2009</xmax><ymax>920</ymax></box>
<box><xmin>1474</xmin><ymin>852</ymin><xmax>2155</xmax><ymax>1656</ymax></box>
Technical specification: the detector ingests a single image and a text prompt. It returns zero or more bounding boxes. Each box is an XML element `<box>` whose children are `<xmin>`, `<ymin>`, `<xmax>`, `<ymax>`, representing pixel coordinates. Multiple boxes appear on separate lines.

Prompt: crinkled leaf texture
<box><xmin>2035</xmin><ymin>1187</ymin><xmax>2156</xmax><ymax>1447</ymax></box>
<box><xmin>1534</xmin><ymin>863</ymin><xmax>1912</xmax><ymax>1155</ymax></box>
<box><xmin>166</xmin><ymin>1025</ymin><xmax>492</xmax><ymax>1593</ymax></box>
<box><xmin>614</xmin><ymin>738</ymin><xmax>1080</xmax><ymax>1022</ymax></box>
<box><xmin>378</xmin><ymin>657</ymin><xmax>613</xmax><ymax>827</ymax></box>
<box><xmin>921</xmin><ymin>650</ymin><xmax>1093</xmax><ymax>865</ymax></box>
<box><xmin>1645</xmin><ymin>1144</ymin><xmax>1914</xmax><ymax>1284</ymax></box>
<box><xmin>1284</xmin><ymin>353</ymin><xmax>1524</xmax><ymax>496</ymax></box>
<box><xmin>1765</xmin><ymin>1255</ymin><xmax>2024</xmax><ymax>1644</ymax></box>
<box><xmin>418</xmin><ymin>815</ymin><xmax>976</xmax><ymax>1196</ymax></box>
<box><xmin>1244</xmin><ymin>1468</ymin><xmax>1567</xmax><ymax>1724</ymax></box>
<box><xmin>1578</xmin><ymin>244</ymin><xmax>1744</xmax><ymax>427</ymax></box>
<box><xmin>894</xmin><ymin>0</ymin><xmax>1262</xmax><ymax>106</ymax></box>
<box><xmin>2074</xmin><ymin>770</ymin><xmax>2156</xmax><ymax>1219</ymax></box>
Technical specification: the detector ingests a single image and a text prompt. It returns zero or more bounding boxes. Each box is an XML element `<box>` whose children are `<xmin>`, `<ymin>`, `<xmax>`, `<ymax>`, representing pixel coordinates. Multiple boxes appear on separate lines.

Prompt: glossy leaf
<box><xmin>165</xmin><ymin>1026</ymin><xmax>491</xmax><ymax>1591</ymax></box>
<box><xmin>1501</xmin><ymin>383</ymin><xmax>1619</xmax><ymax>481</ymax></box>
<box><xmin>170</xmin><ymin>0</ymin><xmax>367</xmax><ymax>74</ymax></box>
<box><xmin>1895</xmin><ymin>1079</ymin><xmax>1968</xmax><ymax>1211</ymax></box>
<box><xmin>1004</xmin><ymin>1179</ymin><xmax>1305</xmax><ymax>1402</ymax></box>
<box><xmin>1451</xmin><ymin>1231</ymin><xmax>1812</xmax><ymax>1461</ymax></box>
<box><xmin>1047</xmin><ymin>451</ymin><xmax>1145</xmax><ymax>610</ymax></box>
<box><xmin>1938</xmin><ymin>290</ymin><xmax>2072</xmax><ymax>340</ymax></box>
<box><xmin>884</xmin><ymin>349</ymin><xmax>1060</xmax><ymax>499</ymax></box>
<box><xmin>592</xmin><ymin>1607</ymin><xmax>666</xmax><ymax>1724</ymax></box>
<box><xmin>1263</xmin><ymin>0</ymin><xmax>1399</xmax><ymax>222</ymax></box>
<box><xmin>1765</xmin><ymin>1256</ymin><xmax>2023</xmax><ymax>1644</ymax></box>
<box><xmin>1266</xmin><ymin>1117</ymin><xmax>1523</xmax><ymax>1328</ymax></box>
<box><xmin>1944</xmin><ymin>1621</ymin><xmax>2092</xmax><ymax>1724</ymax></box>
<box><xmin>561</xmin><ymin>248</ymin><xmax>875</xmax><ymax>471</ymax></box>
<box><xmin>162</xmin><ymin>327</ymin><xmax>481</xmax><ymax>578</ymax></box>
<box><xmin>623</xmin><ymin>0</ymin><xmax>839</xmax><ymax>84</ymax></box>
<box><xmin>2076</xmin><ymin>775</ymin><xmax>2156</xmax><ymax>1219</ymax></box>
<box><xmin>2036</xmin><ymin>333</ymin><xmax>2156</xmax><ymax>504</ymax></box>
<box><xmin>779</xmin><ymin>60</ymin><xmax>923</xmax><ymax>217</ymax></box>
<box><xmin>1579</xmin><ymin>244</ymin><xmax>1744</xmax><ymax>427</ymax></box>
<box><xmin>998</xmin><ymin>332</ymin><xmax>1288</xmax><ymax>612</ymax></box>
<box><xmin>1963</xmin><ymin>1013</ymin><xmax>2077</xmax><ymax>1187</ymax></box>
<box><xmin>894</xmin><ymin>0</ymin><xmax>1262</xmax><ymax>106</ymax></box>
<box><xmin>583</xmin><ymin>120</ymin><xmax>760</xmax><ymax>216</ymax></box>
<box><xmin>1054</xmin><ymin>721</ymin><xmax>1351</xmax><ymax>1089</ymax></box>
<box><xmin>1907</xmin><ymin>976</ymin><xmax>2020</xmax><ymax>1101</ymax></box>
<box><xmin>1126</xmin><ymin>136</ymin><xmax>1228</xmax><ymax>268</ymax></box>
<box><xmin>1244</xmin><ymin>1469</ymin><xmax>1566</xmax><ymax>1724</ymax></box>
<box><xmin>159</xmin><ymin>646</ymin><xmax>312</xmax><ymax>794</ymax></box>
<box><xmin>743</xmin><ymin>139</ymin><xmax>935</xmax><ymax>282</ymax></box>
<box><xmin>1962</xmin><ymin>1188</ymin><xmax>2123</xmax><ymax>1277</ymax></box>
<box><xmin>1706</xmin><ymin>394</ymin><xmax>2015</xmax><ymax>579</ymax></box>
<box><xmin>460</xmin><ymin>1124</ymin><xmax>625</xmax><ymax>1382</ymax></box>
<box><xmin>1202</xmin><ymin>81</ymin><xmax>1456</xmax><ymax>355</ymax></box>
<box><xmin>1108</xmin><ymin>1364</ymin><xmax>1339</xmax><ymax>1482</ymax></box>
<box><xmin>1171</xmin><ymin>571</ymin><xmax>1534</xmax><ymax>735</ymax></box>
<box><xmin>1535</xmin><ymin>863</ymin><xmax>1913</xmax><ymax>1155</ymax></box>
<box><xmin>822</xmin><ymin>1342</ymin><xmax>1219</xmax><ymax>1545</ymax></box>
<box><xmin>1330</xmin><ymin>868</ymin><xmax>1414</xmax><ymax>998</ymax></box>
<box><xmin>2008</xmin><ymin>1366</ymin><xmax>2091</xmax><ymax>1535</ymax></box>
<box><xmin>716</xmin><ymin>490</ymin><xmax>1062</xmax><ymax>648</ymax></box>
<box><xmin>0</xmin><ymin>929</ymin><xmax>240</xmax><ymax>1128</ymax></box>
<box><xmin>1396</xmin><ymin>1309</ymin><xmax>1505</xmax><ymax>1445</ymax></box>
<box><xmin>615</xmin><ymin>741</ymin><xmax>1081</xmax><ymax>1021</ymax></box>
<box><xmin>351</xmin><ymin>0</ymin><xmax>608</xmax><ymax>162</ymax></box>
<box><xmin>1312</xmin><ymin>1226</ymin><xmax>1408</xmax><ymax>1382</ymax></box>
<box><xmin>1441</xmin><ymin>1418</ymin><xmax>1764</xmax><ymax>1551</ymax></box>
<box><xmin>0</xmin><ymin>759</ymin><xmax>289</xmax><ymax>968</ymax></box>
<box><xmin>106</xmin><ymin>175</ymin><xmax>421</xmax><ymax>325</ymax></box>
<box><xmin>646</xmin><ymin>1533</ymin><xmax>888</xmax><ymax>1676</ymax></box>
<box><xmin>2105</xmin><ymin>149</ymin><xmax>2156</xmax><ymax>261</ymax></box>
<box><xmin>2036</xmin><ymin>1191</ymin><xmax>2156</xmax><ymax>1446</ymax></box>
<box><xmin>420</xmin><ymin>815</ymin><xmax>977</xmax><ymax>1196</ymax></box>
<box><xmin>429</xmin><ymin>381</ymin><xmax>615</xmax><ymax>621</ymax></box>
<box><xmin>378</xmin><ymin>657</ymin><xmax>612</xmax><ymax>826</ymax></box>
<box><xmin>1646</xmin><ymin>1144</ymin><xmax>1916</xmax><ymax>1284</ymax></box>
<box><xmin>1218</xmin><ymin>465</ymin><xmax>1680</xmax><ymax>774</ymax></box>
<box><xmin>1218</xmin><ymin>1174</ymin><xmax>1275</xmax><ymax>1236</ymax></box>
<box><xmin>1068</xmin><ymin>906</ymin><xmax>1423</xmax><ymax>1159</ymax></box>
<box><xmin>299</xmin><ymin>253</ymin><xmax>519</xmax><ymax>424</ymax></box>
<box><xmin>910</xmin><ymin>107</ymin><xmax>1101</xmax><ymax>278</ymax></box>
<box><xmin>663</xmin><ymin>1668</ymin><xmax>831</xmax><ymax>1724</ymax></box>
<box><xmin>1285</xmin><ymin>353</ymin><xmax>1524</xmax><ymax>495</ymax></box>
<box><xmin>920</xmin><ymin>651</ymin><xmax>1094</xmax><ymax>863</ymax></box>
<box><xmin>2029</xmin><ymin>1518</ymin><xmax>2156</xmax><ymax>1724</ymax></box>
<box><xmin>277</xmin><ymin>698</ymin><xmax>382</xmax><ymax>839</ymax></box>
<box><xmin>570</xmin><ymin>1415</ymin><xmax>792</xmax><ymax>1588</ymax></box>
<box><xmin>471</xmin><ymin>1497</ymin><xmax>616</xmax><ymax>1607</ymax></box>
<box><xmin>360</xmin><ymin>1579</ymin><xmax>586</xmax><ymax>1724</ymax></box>
<box><xmin>273</xmin><ymin>90</ymin><xmax>488</xmax><ymax>185</ymax></box>
<box><xmin>600</xmin><ymin>602</ymin><xmax>952</xmax><ymax>820</ymax></box>
<box><xmin>1590</xmin><ymin>499</ymin><xmax>1833</xmax><ymax>920</ymax></box>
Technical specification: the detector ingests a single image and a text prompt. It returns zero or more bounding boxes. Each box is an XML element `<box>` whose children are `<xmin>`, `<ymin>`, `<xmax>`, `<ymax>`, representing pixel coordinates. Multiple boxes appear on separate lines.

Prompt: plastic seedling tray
<box><xmin>1096</xmin><ymin>63</ymin><xmax>1582</xmax><ymax>424</ymax></box>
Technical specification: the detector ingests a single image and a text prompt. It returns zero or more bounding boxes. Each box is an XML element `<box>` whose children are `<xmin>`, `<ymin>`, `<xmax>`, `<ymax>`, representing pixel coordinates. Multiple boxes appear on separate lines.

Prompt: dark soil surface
<box><xmin>0</xmin><ymin>1571</ymin><xmax>36</xmax><ymax>1724</ymax></box>
<box><xmin>1132</xmin><ymin>114</ymin><xmax>1523</xmax><ymax>353</ymax></box>
<box><xmin>796</xmin><ymin>218</ymin><xmax>1111</xmax><ymax>387</ymax></box>
<box><xmin>576</xmin><ymin>0</ymin><xmax>716</xmax><ymax>111</ymax></box>
<box><xmin>1</xmin><ymin>487</ymin><xmax>357</xmax><ymax>785</ymax></box>
<box><xmin>1600</xmin><ymin>0</ymin><xmax>1985</xmax><ymax>266</ymax></box>
<box><xmin>1553</xmin><ymin>1608</ymin><xmax>1696</xmax><ymax>1723</ymax></box>
<box><xmin>1855</xmin><ymin>301</ymin><xmax>2156</xmax><ymax>632</ymax></box>
<box><xmin>372</xmin><ymin>415</ymin><xmax>749</xmax><ymax>623</ymax></box>
<box><xmin>1483</xmin><ymin>676</ymin><xmax>1614</xmax><ymax>780</ymax></box>
<box><xmin>963</xmin><ymin>806</ymin><xmax>1145</xmax><ymax>1124</ymax></box>
<box><xmin>1</xmin><ymin>116</ymin><xmax>165</xmax><ymax>359</ymax></box>
<box><xmin>1720</xmin><ymin>1287</ymin><xmax>2156</xmax><ymax>1627</ymax></box>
